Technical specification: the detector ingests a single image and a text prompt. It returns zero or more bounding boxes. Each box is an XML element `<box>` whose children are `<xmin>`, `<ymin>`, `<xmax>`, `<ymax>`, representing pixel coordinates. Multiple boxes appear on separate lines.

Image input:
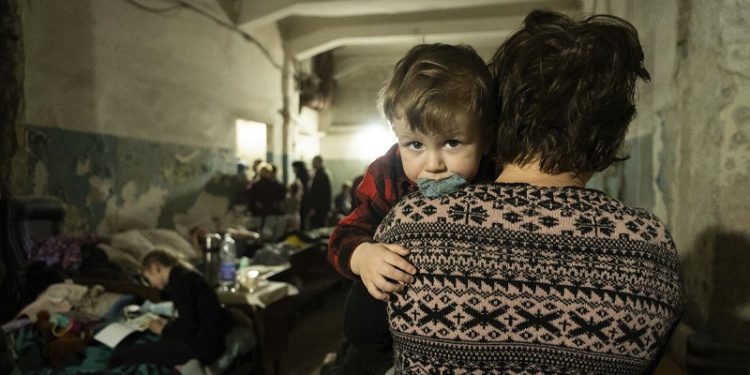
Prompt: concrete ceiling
<box><xmin>218</xmin><ymin>0</ymin><xmax>583</xmax><ymax>62</ymax></box>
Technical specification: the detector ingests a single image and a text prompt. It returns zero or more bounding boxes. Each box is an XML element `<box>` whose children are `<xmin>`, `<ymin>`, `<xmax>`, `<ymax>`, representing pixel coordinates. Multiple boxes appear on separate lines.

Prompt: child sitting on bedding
<box><xmin>109</xmin><ymin>250</ymin><xmax>232</xmax><ymax>368</ymax></box>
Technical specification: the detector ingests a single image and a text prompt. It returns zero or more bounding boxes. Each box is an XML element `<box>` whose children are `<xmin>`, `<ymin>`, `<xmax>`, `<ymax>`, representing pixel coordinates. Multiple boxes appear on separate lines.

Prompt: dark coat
<box><xmin>246</xmin><ymin>178</ymin><xmax>286</xmax><ymax>217</ymax></box>
<box><xmin>308</xmin><ymin>168</ymin><xmax>333</xmax><ymax>228</ymax></box>
<box><xmin>161</xmin><ymin>267</ymin><xmax>232</xmax><ymax>363</ymax></box>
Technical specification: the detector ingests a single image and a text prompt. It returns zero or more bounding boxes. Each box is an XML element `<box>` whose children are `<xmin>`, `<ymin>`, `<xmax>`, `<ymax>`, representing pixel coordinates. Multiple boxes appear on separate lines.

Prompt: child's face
<box><xmin>393</xmin><ymin>113</ymin><xmax>484</xmax><ymax>183</ymax></box>
<box><xmin>143</xmin><ymin>264</ymin><xmax>168</xmax><ymax>290</ymax></box>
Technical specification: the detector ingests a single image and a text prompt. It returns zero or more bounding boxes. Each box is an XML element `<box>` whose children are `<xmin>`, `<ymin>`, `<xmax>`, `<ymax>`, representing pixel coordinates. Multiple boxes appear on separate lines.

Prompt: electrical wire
<box><xmin>179</xmin><ymin>1</ymin><xmax>285</xmax><ymax>71</ymax></box>
<box><xmin>122</xmin><ymin>0</ymin><xmax>284</xmax><ymax>70</ymax></box>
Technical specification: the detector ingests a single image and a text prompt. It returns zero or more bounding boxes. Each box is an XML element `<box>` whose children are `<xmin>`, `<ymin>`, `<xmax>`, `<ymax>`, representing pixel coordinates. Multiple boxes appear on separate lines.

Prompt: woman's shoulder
<box><xmin>383</xmin><ymin>182</ymin><xmax>675</xmax><ymax>245</ymax></box>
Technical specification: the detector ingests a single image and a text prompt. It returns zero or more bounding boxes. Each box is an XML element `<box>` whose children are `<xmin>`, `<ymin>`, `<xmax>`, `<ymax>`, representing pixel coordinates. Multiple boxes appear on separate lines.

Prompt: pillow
<box><xmin>141</xmin><ymin>229</ymin><xmax>200</xmax><ymax>260</ymax></box>
<box><xmin>97</xmin><ymin>243</ymin><xmax>140</xmax><ymax>276</ymax></box>
<box><xmin>109</xmin><ymin>230</ymin><xmax>154</xmax><ymax>261</ymax></box>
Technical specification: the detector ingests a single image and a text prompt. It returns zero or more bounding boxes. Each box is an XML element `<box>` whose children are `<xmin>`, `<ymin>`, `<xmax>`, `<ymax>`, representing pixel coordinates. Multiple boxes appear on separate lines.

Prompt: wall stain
<box><xmin>32</xmin><ymin>161</ymin><xmax>48</xmax><ymax>196</ymax></box>
<box><xmin>731</xmin><ymin>132</ymin><xmax>747</xmax><ymax>149</ymax></box>
<box><xmin>733</xmin><ymin>105</ymin><xmax>750</xmax><ymax>126</ymax></box>
<box><xmin>86</xmin><ymin>175</ymin><xmax>112</xmax><ymax>205</ymax></box>
<box><xmin>76</xmin><ymin>157</ymin><xmax>91</xmax><ymax>175</ymax></box>
<box><xmin>25</xmin><ymin>126</ymin><xmax>237</xmax><ymax>234</ymax></box>
<box><xmin>725</xmin><ymin>158</ymin><xmax>735</xmax><ymax>171</ymax></box>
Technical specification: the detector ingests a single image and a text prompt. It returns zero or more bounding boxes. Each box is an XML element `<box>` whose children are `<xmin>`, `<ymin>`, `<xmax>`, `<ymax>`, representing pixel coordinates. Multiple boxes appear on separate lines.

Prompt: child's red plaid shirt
<box><xmin>327</xmin><ymin>144</ymin><xmax>413</xmax><ymax>279</ymax></box>
<box><xmin>327</xmin><ymin>143</ymin><xmax>496</xmax><ymax>279</ymax></box>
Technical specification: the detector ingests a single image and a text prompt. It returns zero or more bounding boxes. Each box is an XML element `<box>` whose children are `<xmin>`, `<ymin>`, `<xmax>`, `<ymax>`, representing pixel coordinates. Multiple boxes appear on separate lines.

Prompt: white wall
<box><xmin>17</xmin><ymin>0</ymin><xmax>290</xmax><ymax>233</ymax></box>
<box><xmin>608</xmin><ymin>0</ymin><xmax>750</xmax><ymax>365</ymax></box>
<box><xmin>22</xmin><ymin>0</ymin><xmax>285</xmax><ymax>149</ymax></box>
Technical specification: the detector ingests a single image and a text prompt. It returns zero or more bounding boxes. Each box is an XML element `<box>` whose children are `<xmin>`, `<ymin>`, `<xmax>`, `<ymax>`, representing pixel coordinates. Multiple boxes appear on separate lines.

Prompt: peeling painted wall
<box><xmin>689</xmin><ymin>0</ymin><xmax>750</xmax><ymax>321</ymax></box>
<box><xmin>616</xmin><ymin>0</ymin><xmax>750</xmax><ymax>361</ymax></box>
<box><xmin>12</xmin><ymin>0</ymin><xmax>287</xmax><ymax>234</ymax></box>
<box><xmin>24</xmin><ymin>126</ymin><xmax>239</xmax><ymax>235</ymax></box>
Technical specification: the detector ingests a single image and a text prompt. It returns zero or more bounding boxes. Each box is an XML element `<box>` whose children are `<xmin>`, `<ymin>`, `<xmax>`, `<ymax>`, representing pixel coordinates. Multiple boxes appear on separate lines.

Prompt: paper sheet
<box><xmin>94</xmin><ymin>322</ymin><xmax>137</xmax><ymax>348</ymax></box>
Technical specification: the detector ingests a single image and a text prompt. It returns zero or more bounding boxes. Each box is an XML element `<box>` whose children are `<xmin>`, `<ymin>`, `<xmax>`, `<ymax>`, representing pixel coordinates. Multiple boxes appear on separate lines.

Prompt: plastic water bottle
<box><xmin>219</xmin><ymin>233</ymin><xmax>237</xmax><ymax>291</ymax></box>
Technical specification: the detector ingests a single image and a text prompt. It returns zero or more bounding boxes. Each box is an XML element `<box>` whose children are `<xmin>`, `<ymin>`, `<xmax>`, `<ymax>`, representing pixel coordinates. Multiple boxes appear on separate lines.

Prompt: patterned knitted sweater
<box><xmin>375</xmin><ymin>183</ymin><xmax>683</xmax><ymax>374</ymax></box>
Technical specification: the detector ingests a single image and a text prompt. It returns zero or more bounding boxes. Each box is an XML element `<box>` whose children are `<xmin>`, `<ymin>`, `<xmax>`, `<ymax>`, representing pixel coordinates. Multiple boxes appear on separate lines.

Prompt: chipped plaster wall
<box><xmin>15</xmin><ymin>0</ymin><xmax>286</xmax><ymax>234</ymax></box>
<box><xmin>617</xmin><ymin>0</ymin><xmax>750</xmax><ymax>361</ymax></box>
<box><xmin>670</xmin><ymin>0</ymin><xmax>750</xmax><ymax>326</ymax></box>
<box><xmin>24</xmin><ymin>126</ymin><xmax>242</xmax><ymax>235</ymax></box>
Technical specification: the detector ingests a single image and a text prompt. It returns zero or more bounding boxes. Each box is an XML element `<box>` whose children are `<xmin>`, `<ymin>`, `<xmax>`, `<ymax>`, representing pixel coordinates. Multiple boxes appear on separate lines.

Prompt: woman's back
<box><xmin>375</xmin><ymin>183</ymin><xmax>683</xmax><ymax>374</ymax></box>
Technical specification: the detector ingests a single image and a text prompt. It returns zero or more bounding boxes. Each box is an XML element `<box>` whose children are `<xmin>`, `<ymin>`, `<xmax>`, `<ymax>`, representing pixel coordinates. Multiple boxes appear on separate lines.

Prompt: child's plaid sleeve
<box><xmin>327</xmin><ymin>144</ymin><xmax>413</xmax><ymax>279</ymax></box>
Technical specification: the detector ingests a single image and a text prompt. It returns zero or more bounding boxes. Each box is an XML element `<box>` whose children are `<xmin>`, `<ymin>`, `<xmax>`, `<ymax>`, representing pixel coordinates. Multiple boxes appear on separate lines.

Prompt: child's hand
<box><xmin>351</xmin><ymin>242</ymin><xmax>417</xmax><ymax>300</ymax></box>
<box><xmin>148</xmin><ymin>317</ymin><xmax>167</xmax><ymax>335</ymax></box>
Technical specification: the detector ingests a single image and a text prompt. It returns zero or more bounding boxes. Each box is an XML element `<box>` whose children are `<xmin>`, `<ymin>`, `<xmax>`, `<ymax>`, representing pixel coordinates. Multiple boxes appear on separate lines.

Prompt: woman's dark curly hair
<box><xmin>489</xmin><ymin>10</ymin><xmax>650</xmax><ymax>174</ymax></box>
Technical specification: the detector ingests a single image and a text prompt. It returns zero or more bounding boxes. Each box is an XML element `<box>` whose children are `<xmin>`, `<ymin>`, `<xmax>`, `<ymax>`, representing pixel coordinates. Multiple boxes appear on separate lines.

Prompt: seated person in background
<box><xmin>375</xmin><ymin>10</ymin><xmax>684</xmax><ymax>374</ymax></box>
<box><xmin>334</xmin><ymin>181</ymin><xmax>353</xmax><ymax>217</ymax></box>
<box><xmin>109</xmin><ymin>250</ymin><xmax>232</xmax><ymax>368</ymax></box>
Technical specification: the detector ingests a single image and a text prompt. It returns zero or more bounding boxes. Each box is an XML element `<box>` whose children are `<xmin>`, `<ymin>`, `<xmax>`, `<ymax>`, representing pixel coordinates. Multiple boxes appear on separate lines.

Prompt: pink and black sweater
<box><xmin>375</xmin><ymin>183</ymin><xmax>683</xmax><ymax>374</ymax></box>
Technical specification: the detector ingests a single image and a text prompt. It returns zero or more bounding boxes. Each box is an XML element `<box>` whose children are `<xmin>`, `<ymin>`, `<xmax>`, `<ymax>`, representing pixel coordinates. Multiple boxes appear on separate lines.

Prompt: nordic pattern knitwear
<box><xmin>374</xmin><ymin>183</ymin><xmax>683</xmax><ymax>374</ymax></box>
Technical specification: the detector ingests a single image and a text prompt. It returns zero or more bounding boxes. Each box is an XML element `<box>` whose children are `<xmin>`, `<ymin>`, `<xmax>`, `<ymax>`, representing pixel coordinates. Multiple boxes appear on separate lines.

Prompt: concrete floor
<box><xmin>278</xmin><ymin>282</ymin><xmax>349</xmax><ymax>375</ymax></box>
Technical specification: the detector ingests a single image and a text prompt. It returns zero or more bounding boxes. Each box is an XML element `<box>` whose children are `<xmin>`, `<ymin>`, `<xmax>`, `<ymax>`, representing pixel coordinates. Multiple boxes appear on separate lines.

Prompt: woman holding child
<box><xmin>374</xmin><ymin>10</ymin><xmax>684</xmax><ymax>374</ymax></box>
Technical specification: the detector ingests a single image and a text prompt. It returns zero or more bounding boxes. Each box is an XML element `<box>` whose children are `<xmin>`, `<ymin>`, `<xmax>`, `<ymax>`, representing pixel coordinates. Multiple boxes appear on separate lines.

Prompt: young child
<box><xmin>329</xmin><ymin>43</ymin><xmax>497</xmax><ymax>299</ymax></box>
<box><xmin>325</xmin><ymin>43</ymin><xmax>497</xmax><ymax>372</ymax></box>
<box><xmin>283</xmin><ymin>180</ymin><xmax>303</xmax><ymax>231</ymax></box>
<box><xmin>109</xmin><ymin>250</ymin><xmax>232</xmax><ymax>368</ymax></box>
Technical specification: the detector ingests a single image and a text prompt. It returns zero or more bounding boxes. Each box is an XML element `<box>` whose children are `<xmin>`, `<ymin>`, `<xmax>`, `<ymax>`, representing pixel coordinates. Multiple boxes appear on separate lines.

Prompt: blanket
<box><xmin>13</xmin><ymin>324</ymin><xmax>180</xmax><ymax>375</ymax></box>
